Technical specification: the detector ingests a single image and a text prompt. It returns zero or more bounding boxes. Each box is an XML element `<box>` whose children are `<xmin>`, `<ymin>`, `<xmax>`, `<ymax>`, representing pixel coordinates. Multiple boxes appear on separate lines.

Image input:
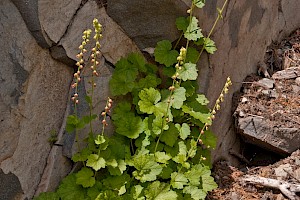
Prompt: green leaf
<box><xmin>182</xmin><ymin>105</ymin><xmax>211</xmax><ymax>125</ymax></box>
<box><xmin>171</xmin><ymin>87</ymin><xmax>186</xmax><ymax>109</ymax></box>
<box><xmin>109</xmin><ymin>69</ymin><xmax>137</xmax><ymax>96</ymax></box>
<box><xmin>75</xmin><ymin>167</ymin><xmax>95</xmax><ymax>188</ymax></box>
<box><xmin>181</xmin><ymin>81</ymin><xmax>197</xmax><ymax>97</ymax></box>
<box><xmin>202</xmin><ymin>172</ymin><xmax>218</xmax><ymax>192</ymax></box>
<box><xmin>137</xmin><ymin>74</ymin><xmax>162</xmax><ymax>90</ymax></box>
<box><xmin>193</xmin><ymin>0</ymin><xmax>205</xmax><ymax>8</ymax></box>
<box><xmin>109</xmin><ymin>58</ymin><xmax>138</xmax><ymax>96</ymax></box>
<box><xmin>152</xmin><ymin>114</ymin><xmax>169</xmax><ymax>135</ymax></box>
<box><xmin>34</xmin><ymin>192</ymin><xmax>59</xmax><ymax>200</ymax></box>
<box><xmin>138</xmin><ymin>88</ymin><xmax>161</xmax><ymax>114</ymax></box>
<box><xmin>173</xmin><ymin>141</ymin><xmax>188</xmax><ymax>167</ymax></box>
<box><xmin>95</xmin><ymin>135</ymin><xmax>106</xmax><ymax>145</ymax></box>
<box><xmin>203</xmin><ymin>38</ymin><xmax>217</xmax><ymax>54</ymax></box>
<box><xmin>130</xmin><ymin>152</ymin><xmax>163</xmax><ymax>182</ymax></box>
<box><xmin>85</xmin><ymin>95</ymin><xmax>92</xmax><ymax>104</ymax></box>
<box><xmin>160</xmin><ymin>123</ymin><xmax>179</xmax><ymax>147</ymax></box>
<box><xmin>103</xmin><ymin>174</ymin><xmax>131</xmax><ymax>192</ymax></box>
<box><xmin>154</xmin><ymin>101</ymin><xmax>173</xmax><ymax>121</ymax></box>
<box><xmin>176</xmin><ymin>17</ymin><xmax>189</xmax><ymax>32</ymax></box>
<box><xmin>177</xmin><ymin>62</ymin><xmax>198</xmax><ymax>81</ymax></box>
<box><xmin>185</xmin><ymin>165</ymin><xmax>202</xmax><ymax>186</ymax></box>
<box><xmin>184</xmin><ymin>17</ymin><xmax>203</xmax><ymax>41</ymax></box>
<box><xmin>112</xmin><ymin>101</ymin><xmax>131</xmax><ymax>121</ymax></box>
<box><xmin>87</xmin><ymin>181</ymin><xmax>103</xmax><ymax>200</ymax></box>
<box><xmin>176</xmin><ymin>123</ymin><xmax>191</xmax><ymax>140</ymax></box>
<box><xmin>183</xmin><ymin>186</ymin><xmax>206</xmax><ymax>200</ymax></box>
<box><xmin>154</xmin><ymin>40</ymin><xmax>179</xmax><ymax>66</ymax></box>
<box><xmin>187</xmin><ymin>139</ymin><xmax>197</xmax><ymax>158</ymax></box>
<box><xmin>127</xmin><ymin>53</ymin><xmax>147</xmax><ymax>72</ymax></box>
<box><xmin>132</xmin><ymin>185</ymin><xmax>144</xmax><ymax>200</ymax></box>
<box><xmin>108</xmin><ymin>160</ymin><xmax>127</xmax><ymax>176</ymax></box>
<box><xmin>196</xmin><ymin>94</ymin><xmax>209</xmax><ymax>105</ymax></box>
<box><xmin>164</xmin><ymin>142</ymin><xmax>179</xmax><ymax>157</ymax></box>
<box><xmin>113</xmin><ymin>103</ymin><xmax>144</xmax><ymax>139</ymax></box>
<box><xmin>201</xmin><ymin>130</ymin><xmax>217</xmax><ymax>149</ymax></box>
<box><xmin>155</xmin><ymin>152</ymin><xmax>172</xmax><ymax>164</ymax></box>
<box><xmin>57</xmin><ymin>174</ymin><xmax>87</xmax><ymax>200</ymax></box>
<box><xmin>86</xmin><ymin>154</ymin><xmax>106</xmax><ymax>171</ymax></box>
<box><xmin>72</xmin><ymin>147</ymin><xmax>91</xmax><ymax>162</ymax></box>
<box><xmin>66</xmin><ymin>115</ymin><xmax>85</xmax><ymax>133</ymax></box>
<box><xmin>186</xmin><ymin>47</ymin><xmax>200</xmax><ymax>63</ymax></box>
<box><xmin>145</xmin><ymin>181</ymin><xmax>177</xmax><ymax>200</ymax></box>
<box><xmin>171</xmin><ymin>172</ymin><xmax>188</xmax><ymax>189</ymax></box>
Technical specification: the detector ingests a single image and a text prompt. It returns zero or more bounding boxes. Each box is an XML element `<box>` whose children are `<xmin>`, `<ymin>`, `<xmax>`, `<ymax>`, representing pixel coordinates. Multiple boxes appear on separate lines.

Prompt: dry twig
<box><xmin>242</xmin><ymin>175</ymin><xmax>300</xmax><ymax>200</ymax></box>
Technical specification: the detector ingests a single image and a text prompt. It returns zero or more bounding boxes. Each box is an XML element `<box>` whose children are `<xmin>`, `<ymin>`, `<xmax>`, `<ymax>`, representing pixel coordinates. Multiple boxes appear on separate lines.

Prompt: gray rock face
<box><xmin>236</xmin><ymin>116</ymin><xmax>300</xmax><ymax>154</ymax></box>
<box><xmin>107</xmin><ymin>0</ymin><xmax>189</xmax><ymax>49</ymax></box>
<box><xmin>1</xmin><ymin>0</ymin><xmax>300</xmax><ymax>198</ymax></box>
<box><xmin>38</xmin><ymin>0</ymin><xmax>82</xmax><ymax>43</ymax></box>
<box><xmin>0</xmin><ymin>0</ymin><xmax>73</xmax><ymax>199</ymax></box>
<box><xmin>59</xmin><ymin>1</ymin><xmax>140</xmax><ymax>65</ymax></box>
<box><xmin>0</xmin><ymin>170</ymin><xmax>23</xmax><ymax>200</ymax></box>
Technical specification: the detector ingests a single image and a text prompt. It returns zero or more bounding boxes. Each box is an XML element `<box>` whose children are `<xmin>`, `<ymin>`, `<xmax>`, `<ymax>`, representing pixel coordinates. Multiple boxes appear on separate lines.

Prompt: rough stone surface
<box><xmin>191</xmin><ymin>0</ymin><xmax>300</xmax><ymax>164</ymax></box>
<box><xmin>38</xmin><ymin>0</ymin><xmax>82</xmax><ymax>43</ymax></box>
<box><xmin>107</xmin><ymin>0</ymin><xmax>189</xmax><ymax>49</ymax></box>
<box><xmin>10</xmin><ymin>0</ymin><xmax>52</xmax><ymax>48</ymax></box>
<box><xmin>0</xmin><ymin>170</ymin><xmax>23</xmax><ymax>200</ymax></box>
<box><xmin>0</xmin><ymin>0</ymin><xmax>73</xmax><ymax>199</ymax></box>
<box><xmin>236</xmin><ymin>116</ymin><xmax>300</xmax><ymax>154</ymax></box>
<box><xmin>1</xmin><ymin>0</ymin><xmax>300</xmax><ymax>198</ymax></box>
<box><xmin>60</xmin><ymin>1</ymin><xmax>140</xmax><ymax>64</ymax></box>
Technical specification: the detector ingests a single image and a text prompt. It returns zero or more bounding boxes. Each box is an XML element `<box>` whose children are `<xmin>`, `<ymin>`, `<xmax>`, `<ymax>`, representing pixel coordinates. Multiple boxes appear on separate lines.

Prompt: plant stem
<box><xmin>196</xmin><ymin>0</ymin><xmax>229</xmax><ymax>62</ymax></box>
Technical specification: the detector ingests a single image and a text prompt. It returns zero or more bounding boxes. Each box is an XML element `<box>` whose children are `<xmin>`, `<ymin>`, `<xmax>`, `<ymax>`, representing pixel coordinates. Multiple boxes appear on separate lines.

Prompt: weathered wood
<box><xmin>242</xmin><ymin>175</ymin><xmax>300</xmax><ymax>200</ymax></box>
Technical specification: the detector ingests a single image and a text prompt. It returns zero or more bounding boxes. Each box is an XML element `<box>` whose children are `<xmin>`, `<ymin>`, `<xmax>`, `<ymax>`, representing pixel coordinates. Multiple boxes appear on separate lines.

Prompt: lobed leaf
<box><xmin>203</xmin><ymin>37</ymin><xmax>217</xmax><ymax>54</ymax></box>
<box><xmin>177</xmin><ymin>62</ymin><xmax>198</xmax><ymax>81</ymax></box>
<box><xmin>184</xmin><ymin>17</ymin><xmax>203</xmax><ymax>41</ymax></box>
<box><xmin>154</xmin><ymin>40</ymin><xmax>179</xmax><ymax>67</ymax></box>
<box><xmin>138</xmin><ymin>88</ymin><xmax>161</xmax><ymax>114</ymax></box>
<box><xmin>75</xmin><ymin>167</ymin><xmax>95</xmax><ymax>188</ymax></box>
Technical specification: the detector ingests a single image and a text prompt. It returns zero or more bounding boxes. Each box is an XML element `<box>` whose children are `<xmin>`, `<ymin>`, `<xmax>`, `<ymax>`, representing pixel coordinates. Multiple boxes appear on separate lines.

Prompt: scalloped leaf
<box><xmin>203</xmin><ymin>37</ymin><xmax>217</xmax><ymax>54</ymax></box>
<box><xmin>177</xmin><ymin>62</ymin><xmax>198</xmax><ymax>81</ymax></box>
<box><xmin>145</xmin><ymin>181</ymin><xmax>177</xmax><ymax>200</ymax></box>
<box><xmin>193</xmin><ymin>0</ymin><xmax>205</xmax><ymax>8</ymax></box>
<box><xmin>75</xmin><ymin>167</ymin><xmax>95</xmax><ymax>188</ymax></box>
<box><xmin>176</xmin><ymin>17</ymin><xmax>189</xmax><ymax>32</ymax></box>
<box><xmin>184</xmin><ymin>17</ymin><xmax>203</xmax><ymax>41</ymax></box>
<box><xmin>57</xmin><ymin>174</ymin><xmax>87</xmax><ymax>200</ymax></box>
<box><xmin>86</xmin><ymin>154</ymin><xmax>106</xmax><ymax>171</ymax></box>
<box><xmin>138</xmin><ymin>88</ymin><xmax>161</xmax><ymax>114</ymax></box>
<box><xmin>176</xmin><ymin>123</ymin><xmax>191</xmax><ymax>140</ymax></box>
<box><xmin>154</xmin><ymin>40</ymin><xmax>179</xmax><ymax>66</ymax></box>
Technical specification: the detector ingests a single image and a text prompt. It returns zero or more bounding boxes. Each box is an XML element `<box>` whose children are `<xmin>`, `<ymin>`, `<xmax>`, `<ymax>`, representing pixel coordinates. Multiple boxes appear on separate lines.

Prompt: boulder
<box><xmin>59</xmin><ymin>1</ymin><xmax>140</xmax><ymax>64</ymax></box>
<box><xmin>0</xmin><ymin>0</ymin><xmax>73</xmax><ymax>199</ymax></box>
<box><xmin>107</xmin><ymin>0</ymin><xmax>189</xmax><ymax>49</ymax></box>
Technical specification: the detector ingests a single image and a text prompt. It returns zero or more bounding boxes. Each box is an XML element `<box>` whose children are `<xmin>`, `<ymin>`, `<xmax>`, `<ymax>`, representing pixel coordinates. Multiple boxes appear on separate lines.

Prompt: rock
<box><xmin>10</xmin><ymin>0</ymin><xmax>51</xmax><ymax>48</ymax></box>
<box><xmin>291</xmin><ymin>85</ymin><xmax>300</xmax><ymax>93</ymax></box>
<box><xmin>60</xmin><ymin>1</ymin><xmax>140</xmax><ymax>64</ymax></box>
<box><xmin>295</xmin><ymin>77</ymin><xmax>300</xmax><ymax>86</ymax></box>
<box><xmin>38</xmin><ymin>0</ymin><xmax>82</xmax><ymax>43</ymax></box>
<box><xmin>272</xmin><ymin>67</ymin><xmax>300</xmax><ymax>79</ymax></box>
<box><xmin>107</xmin><ymin>0</ymin><xmax>188</xmax><ymax>49</ymax></box>
<box><xmin>235</xmin><ymin>116</ymin><xmax>300</xmax><ymax>154</ymax></box>
<box><xmin>258</xmin><ymin>78</ymin><xmax>275</xmax><ymax>89</ymax></box>
<box><xmin>274</xmin><ymin>164</ymin><xmax>292</xmax><ymax>180</ymax></box>
<box><xmin>261</xmin><ymin>89</ymin><xmax>278</xmax><ymax>98</ymax></box>
<box><xmin>0</xmin><ymin>169</ymin><xmax>23</xmax><ymax>200</ymax></box>
<box><xmin>0</xmin><ymin>0</ymin><xmax>73</xmax><ymax>199</ymax></box>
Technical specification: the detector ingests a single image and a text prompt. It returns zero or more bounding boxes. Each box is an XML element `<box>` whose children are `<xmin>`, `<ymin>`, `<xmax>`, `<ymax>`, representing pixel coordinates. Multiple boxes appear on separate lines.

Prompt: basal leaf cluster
<box><xmin>34</xmin><ymin>0</ymin><xmax>229</xmax><ymax>199</ymax></box>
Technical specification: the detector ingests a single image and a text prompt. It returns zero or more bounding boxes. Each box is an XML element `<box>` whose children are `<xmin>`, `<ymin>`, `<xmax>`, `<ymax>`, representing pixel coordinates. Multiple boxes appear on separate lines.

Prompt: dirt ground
<box><xmin>207</xmin><ymin>29</ymin><xmax>300</xmax><ymax>199</ymax></box>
